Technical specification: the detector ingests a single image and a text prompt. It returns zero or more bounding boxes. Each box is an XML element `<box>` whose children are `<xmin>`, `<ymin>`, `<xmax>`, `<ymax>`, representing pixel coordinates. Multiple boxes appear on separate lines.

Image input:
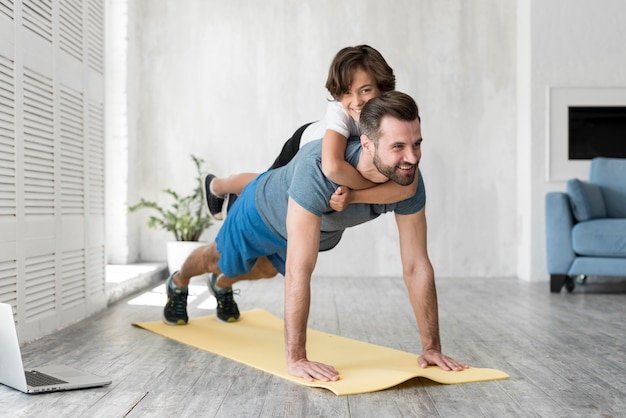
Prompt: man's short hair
<box><xmin>359</xmin><ymin>91</ymin><xmax>420</xmax><ymax>142</ymax></box>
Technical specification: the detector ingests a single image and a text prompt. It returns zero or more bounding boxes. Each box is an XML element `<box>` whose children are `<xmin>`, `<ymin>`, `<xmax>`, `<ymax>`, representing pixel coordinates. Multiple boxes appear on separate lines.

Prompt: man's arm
<box><xmin>395</xmin><ymin>208</ymin><xmax>468</xmax><ymax>371</ymax></box>
<box><xmin>284</xmin><ymin>197</ymin><xmax>340</xmax><ymax>382</ymax></box>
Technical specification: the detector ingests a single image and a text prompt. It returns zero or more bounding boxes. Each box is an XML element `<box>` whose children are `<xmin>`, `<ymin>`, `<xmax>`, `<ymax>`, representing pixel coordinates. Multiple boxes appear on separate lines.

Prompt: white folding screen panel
<box><xmin>0</xmin><ymin>0</ymin><xmax>105</xmax><ymax>342</ymax></box>
<box><xmin>0</xmin><ymin>2</ymin><xmax>16</xmax><ymax>325</ymax></box>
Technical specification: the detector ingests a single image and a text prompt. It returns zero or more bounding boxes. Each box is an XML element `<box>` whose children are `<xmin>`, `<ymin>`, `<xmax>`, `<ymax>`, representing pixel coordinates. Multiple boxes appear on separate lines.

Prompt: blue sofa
<box><xmin>545</xmin><ymin>157</ymin><xmax>626</xmax><ymax>292</ymax></box>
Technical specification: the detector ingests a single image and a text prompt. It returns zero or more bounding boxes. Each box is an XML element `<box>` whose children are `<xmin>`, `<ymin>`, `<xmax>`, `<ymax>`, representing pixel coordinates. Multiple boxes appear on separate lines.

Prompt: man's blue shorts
<box><xmin>216</xmin><ymin>173</ymin><xmax>287</xmax><ymax>277</ymax></box>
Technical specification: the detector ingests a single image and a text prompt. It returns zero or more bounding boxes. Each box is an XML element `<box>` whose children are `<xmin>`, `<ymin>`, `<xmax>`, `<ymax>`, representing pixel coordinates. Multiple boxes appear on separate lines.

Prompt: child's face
<box><xmin>340</xmin><ymin>68</ymin><xmax>380</xmax><ymax>122</ymax></box>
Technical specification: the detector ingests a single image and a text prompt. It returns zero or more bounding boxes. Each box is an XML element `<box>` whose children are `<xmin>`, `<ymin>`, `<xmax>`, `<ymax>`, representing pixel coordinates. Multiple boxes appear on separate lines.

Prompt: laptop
<box><xmin>0</xmin><ymin>302</ymin><xmax>112</xmax><ymax>393</ymax></box>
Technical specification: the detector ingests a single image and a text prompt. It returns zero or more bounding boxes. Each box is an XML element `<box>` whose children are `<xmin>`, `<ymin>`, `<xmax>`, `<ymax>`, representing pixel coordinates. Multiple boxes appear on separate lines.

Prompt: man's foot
<box><xmin>162</xmin><ymin>272</ymin><xmax>189</xmax><ymax>325</ymax></box>
<box><xmin>202</xmin><ymin>173</ymin><xmax>227</xmax><ymax>220</ymax></box>
<box><xmin>208</xmin><ymin>273</ymin><xmax>240</xmax><ymax>322</ymax></box>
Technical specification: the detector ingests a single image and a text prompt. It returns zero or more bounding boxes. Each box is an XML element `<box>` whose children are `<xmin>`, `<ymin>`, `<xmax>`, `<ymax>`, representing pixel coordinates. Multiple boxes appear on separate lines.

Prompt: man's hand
<box><xmin>287</xmin><ymin>359</ymin><xmax>340</xmax><ymax>382</ymax></box>
<box><xmin>418</xmin><ymin>350</ymin><xmax>469</xmax><ymax>371</ymax></box>
<box><xmin>329</xmin><ymin>186</ymin><xmax>352</xmax><ymax>212</ymax></box>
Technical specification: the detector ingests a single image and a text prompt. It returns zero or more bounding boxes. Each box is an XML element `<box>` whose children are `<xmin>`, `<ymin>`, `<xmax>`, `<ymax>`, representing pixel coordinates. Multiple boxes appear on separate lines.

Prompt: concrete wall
<box><xmin>118</xmin><ymin>0</ymin><xmax>626</xmax><ymax>281</ymax></box>
<box><xmin>123</xmin><ymin>0</ymin><xmax>517</xmax><ymax>278</ymax></box>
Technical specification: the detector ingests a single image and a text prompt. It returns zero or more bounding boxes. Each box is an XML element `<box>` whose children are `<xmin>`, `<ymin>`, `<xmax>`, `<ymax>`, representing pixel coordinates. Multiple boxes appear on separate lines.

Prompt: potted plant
<box><xmin>128</xmin><ymin>154</ymin><xmax>213</xmax><ymax>272</ymax></box>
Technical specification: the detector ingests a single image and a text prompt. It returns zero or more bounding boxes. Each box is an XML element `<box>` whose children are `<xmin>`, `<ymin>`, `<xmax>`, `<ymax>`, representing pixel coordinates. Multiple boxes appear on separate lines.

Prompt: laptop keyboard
<box><xmin>25</xmin><ymin>370</ymin><xmax>68</xmax><ymax>387</ymax></box>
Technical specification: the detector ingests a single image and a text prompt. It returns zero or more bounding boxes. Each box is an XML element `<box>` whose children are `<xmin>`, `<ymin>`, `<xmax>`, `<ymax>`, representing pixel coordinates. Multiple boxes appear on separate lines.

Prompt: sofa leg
<box><xmin>550</xmin><ymin>275</ymin><xmax>568</xmax><ymax>293</ymax></box>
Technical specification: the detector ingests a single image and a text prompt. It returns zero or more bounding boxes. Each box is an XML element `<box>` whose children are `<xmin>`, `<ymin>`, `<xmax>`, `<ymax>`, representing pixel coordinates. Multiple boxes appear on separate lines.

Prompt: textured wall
<box><xmin>126</xmin><ymin>0</ymin><xmax>518</xmax><ymax>278</ymax></box>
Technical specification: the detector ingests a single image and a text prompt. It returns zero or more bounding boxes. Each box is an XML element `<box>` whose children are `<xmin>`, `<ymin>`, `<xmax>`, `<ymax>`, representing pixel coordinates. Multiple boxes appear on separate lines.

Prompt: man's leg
<box><xmin>208</xmin><ymin>256</ymin><xmax>278</xmax><ymax>322</ymax></box>
<box><xmin>163</xmin><ymin>242</ymin><xmax>278</xmax><ymax>325</ymax></box>
<box><xmin>163</xmin><ymin>243</ymin><xmax>219</xmax><ymax>325</ymax></box>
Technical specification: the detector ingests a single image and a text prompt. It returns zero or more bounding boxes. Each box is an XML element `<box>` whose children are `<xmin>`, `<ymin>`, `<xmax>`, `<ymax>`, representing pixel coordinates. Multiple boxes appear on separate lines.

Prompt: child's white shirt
<box><xmin>299</xmin><ymin>101</ymin><xmax>360</xmax><ymax>147</ymax></box>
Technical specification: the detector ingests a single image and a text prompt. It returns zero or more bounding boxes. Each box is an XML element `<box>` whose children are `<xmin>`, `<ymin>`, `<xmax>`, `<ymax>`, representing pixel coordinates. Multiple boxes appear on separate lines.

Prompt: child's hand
<box><xmin>329</xmin><ymin>186</ymin><xmax>352</xmax><ymax>212</ymax></box>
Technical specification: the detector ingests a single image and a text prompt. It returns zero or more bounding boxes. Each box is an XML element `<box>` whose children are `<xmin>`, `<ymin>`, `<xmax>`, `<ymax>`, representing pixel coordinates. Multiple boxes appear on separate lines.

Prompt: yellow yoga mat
<box><xmin>133</xmin><ymin>309</ymin><xmax>508</xmax><ymax>395</ymax></box>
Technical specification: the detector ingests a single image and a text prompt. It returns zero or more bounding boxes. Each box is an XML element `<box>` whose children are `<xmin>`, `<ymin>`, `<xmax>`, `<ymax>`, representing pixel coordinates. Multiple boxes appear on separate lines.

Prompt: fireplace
<box><xmin>568</xmin><ymin>106</ymin><xmax>626</xmax><ymax>159</ymax></box>
<box><xmin>548</xmin><ymin>87</ymin><xmax>626</xmax><ymax>181</ymax></box>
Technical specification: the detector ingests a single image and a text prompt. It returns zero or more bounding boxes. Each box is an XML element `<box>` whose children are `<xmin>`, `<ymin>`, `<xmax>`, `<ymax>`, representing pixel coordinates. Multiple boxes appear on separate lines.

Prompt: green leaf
<box><xmin>127</xmin><ymin>154</ymin><xmax>214</xmax><ymax>241</ymax></box>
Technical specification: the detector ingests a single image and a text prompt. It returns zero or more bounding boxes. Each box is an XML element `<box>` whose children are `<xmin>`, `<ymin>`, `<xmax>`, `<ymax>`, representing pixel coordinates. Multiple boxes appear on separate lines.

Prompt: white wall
<box><xmin>123</xmin><ymin>0</ymin><xmax>519</xmax><ymax>278</ymax></box>
<box><xmin>517</xmin><ymin>0</ymin><xmax>626</xmax><ymax>280</ymax></box>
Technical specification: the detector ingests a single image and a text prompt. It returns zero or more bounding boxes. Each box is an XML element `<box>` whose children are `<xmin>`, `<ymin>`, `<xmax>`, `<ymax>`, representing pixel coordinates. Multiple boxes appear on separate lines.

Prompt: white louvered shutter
<box><xmin>0</xmin><ymin>0</ymin><xmax>105</xmax><ymax>342</ymax></box>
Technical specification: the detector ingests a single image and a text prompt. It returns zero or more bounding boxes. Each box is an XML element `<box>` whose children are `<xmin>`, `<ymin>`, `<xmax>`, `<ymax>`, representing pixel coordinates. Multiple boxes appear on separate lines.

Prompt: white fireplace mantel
<box><xmin>547</xmin><ymin>86</ymin><xmax>626</xmax><ymax>181</ymax></box>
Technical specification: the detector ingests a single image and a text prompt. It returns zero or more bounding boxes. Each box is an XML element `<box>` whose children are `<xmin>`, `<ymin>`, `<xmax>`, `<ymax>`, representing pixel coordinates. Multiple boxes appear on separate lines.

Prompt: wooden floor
<box><xmin>1</xmin><ymin>274</ymin><xmax>625</xmax><ymax>417</ymax></box>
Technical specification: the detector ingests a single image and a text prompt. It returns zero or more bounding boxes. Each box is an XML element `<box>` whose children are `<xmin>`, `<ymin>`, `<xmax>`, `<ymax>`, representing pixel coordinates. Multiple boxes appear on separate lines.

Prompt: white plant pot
<box><xmin>166</xmin><ymin>241</ymin><xmax>207</xmax><ymax>274</ymax></box>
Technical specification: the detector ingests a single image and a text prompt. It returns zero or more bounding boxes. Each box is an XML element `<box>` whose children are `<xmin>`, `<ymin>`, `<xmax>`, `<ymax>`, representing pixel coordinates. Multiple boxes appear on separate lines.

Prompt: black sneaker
<box><xmin>163</xmin><ymin>272</ymin><xmax>188</xmax><ymax>325</ymax></box>
<box><xmin>208</xmin><ymin>273</ymin><xmax>240</xmax><ymax>322</ymax></box>
<box><xmin>202</xmin><ymin>173</ymin><xmax>226</xmax><ymax>221</ymax></box>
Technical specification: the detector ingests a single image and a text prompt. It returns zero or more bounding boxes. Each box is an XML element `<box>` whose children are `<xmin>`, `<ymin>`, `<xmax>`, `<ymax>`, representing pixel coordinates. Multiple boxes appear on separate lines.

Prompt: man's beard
<box><xmin>372</xmin><ymin>152</ymin><xmax>416</xmax><ymax>186</ymax></box>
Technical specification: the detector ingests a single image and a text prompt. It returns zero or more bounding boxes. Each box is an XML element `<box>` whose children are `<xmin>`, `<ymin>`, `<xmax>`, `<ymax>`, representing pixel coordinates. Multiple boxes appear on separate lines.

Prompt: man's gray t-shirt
<box><xmin>255</xmin><ymin>140</ymin><xmax>426</xmax><ymax>251</ymax></box>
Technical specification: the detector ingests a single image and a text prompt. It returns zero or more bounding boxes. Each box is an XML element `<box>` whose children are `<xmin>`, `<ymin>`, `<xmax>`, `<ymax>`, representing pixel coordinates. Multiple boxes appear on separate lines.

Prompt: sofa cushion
<box><xmin>567</xmin><ymin>179</ymin><xmax>607</xmax><ymax>221</ymax></box>
<box><xmin>572</xmin><ymin>219</ymin><xmax>626</xmax><ymax>257</ymax></box>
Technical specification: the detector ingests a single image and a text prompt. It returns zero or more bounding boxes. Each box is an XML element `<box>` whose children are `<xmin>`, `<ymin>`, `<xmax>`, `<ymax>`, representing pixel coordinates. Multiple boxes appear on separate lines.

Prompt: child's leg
<box><xmin>202</xmin><ymin>172</ymin><xmax>257</xmax><ymax>220</ymax></box>
<box><xmin>211</xmin><ymin>172</ymin><xmax>258</xmax><ymax>196</ymax></box>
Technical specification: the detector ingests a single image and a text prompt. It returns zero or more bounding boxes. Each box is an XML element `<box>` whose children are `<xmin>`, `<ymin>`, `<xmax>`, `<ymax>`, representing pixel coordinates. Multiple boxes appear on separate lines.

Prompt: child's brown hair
<box><xmin>325</xmin><ymin>45</ymin><xmax>396</xmax><ymax>101</ymax></box>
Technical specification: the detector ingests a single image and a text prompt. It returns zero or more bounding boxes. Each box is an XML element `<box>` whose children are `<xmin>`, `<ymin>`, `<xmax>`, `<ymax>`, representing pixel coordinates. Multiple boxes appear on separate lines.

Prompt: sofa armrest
<box><xmin>545</xmin><ymin>192</ymin><xmax>576</xmax><ymax>274</ymax></box>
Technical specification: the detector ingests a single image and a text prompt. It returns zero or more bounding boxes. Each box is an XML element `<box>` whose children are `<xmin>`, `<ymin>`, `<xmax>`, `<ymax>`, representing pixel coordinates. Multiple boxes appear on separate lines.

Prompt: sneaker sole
<box><xmin>219</xmin><ymin>193</ymin><xmax>231</xmax><ymax>220</ymax></box>
<box><xmin>161</xmin><ymin>313</ymin><xmax>188</xmax><ymax>326</ymax></box>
